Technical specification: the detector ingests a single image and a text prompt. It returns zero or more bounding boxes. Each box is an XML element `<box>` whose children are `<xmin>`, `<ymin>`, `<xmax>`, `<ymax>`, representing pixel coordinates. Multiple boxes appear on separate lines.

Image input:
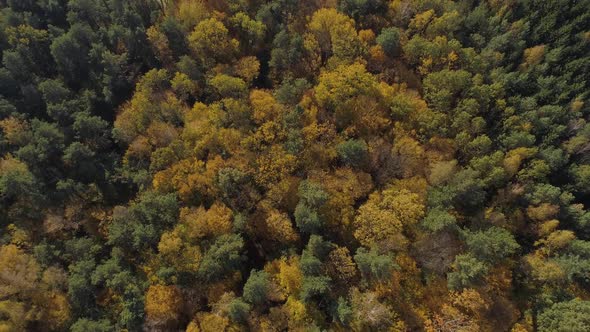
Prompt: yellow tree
<box><xmin>309</xmin><ymin>168</ymin><xmax>373</xmax><ymax>232</ymax></box>
<box><xmin>354</xmin><ymin>188</ymin><xmax>425</xmax><ymax>250</ymax></box>
<box><xmin>314</xmin><ymin>62</ymin><xmax>377</xmax><ymax>111</ymax></box>
<box><xmin>145</xmin><ymin>285</ymin><xmax>183</xmax><ymax>327</ymax></box>
<box><xmin>0</xmin><ymin>245</ymin><xmax>71</xmax><ymax>331</ymax></box>
<box><xmin>188</xmin><ymin>18</ymin><xmax>239</xmax><ymax>66</ymax></box>
<box><xmin>308</xmin><ymin>8</ymin><xmax>362</xmax><ymax>64</ymax></box>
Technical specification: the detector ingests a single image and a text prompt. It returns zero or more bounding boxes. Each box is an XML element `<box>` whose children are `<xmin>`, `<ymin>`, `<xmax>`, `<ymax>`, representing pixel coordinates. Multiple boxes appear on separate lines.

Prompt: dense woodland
<box><xmin>0</xmin><ymin>0</ymin><xmax>589</xmax><ymax>331</ymax></box>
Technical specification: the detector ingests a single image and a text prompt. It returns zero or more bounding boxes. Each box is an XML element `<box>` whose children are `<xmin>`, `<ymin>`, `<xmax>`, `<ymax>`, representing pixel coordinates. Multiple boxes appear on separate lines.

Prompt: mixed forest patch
<box><xmin>0</xmin><ymin>0</ymin><xmax>589</xmax><ymax>331</ymax></box>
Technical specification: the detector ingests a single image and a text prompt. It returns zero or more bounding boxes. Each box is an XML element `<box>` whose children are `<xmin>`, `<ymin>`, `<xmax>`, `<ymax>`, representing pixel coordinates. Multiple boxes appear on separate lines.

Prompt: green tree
<box><xmin>337</xmin><ymin>139</ymin><xmax>368</xmax><ymax>168</ymax></box>
<box><xmin>538</xmin><ymin>299</ymin><xmax>590</xmax><ymax>332</ymax></box>
<box><xmin>243</xmin><ymin>270</ymin><xmax>271</xmax><ymax>305</ymax></box>
<box><xmin>198</xmin><ymin>234</ymin><xmax>245</xmax><ymax>282</ymax></box>
<box><xmin>376</xmin><ymin>27</ymin><xmax>401</xmax><ymax>57</ymax></box>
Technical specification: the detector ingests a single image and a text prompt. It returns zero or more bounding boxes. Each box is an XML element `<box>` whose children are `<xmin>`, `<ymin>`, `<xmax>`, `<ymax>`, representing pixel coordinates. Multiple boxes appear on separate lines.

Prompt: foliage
<box><xmin>0</xmin><ymin>0</ymin><xmax>589</xmax><ymax>330</ymax></box>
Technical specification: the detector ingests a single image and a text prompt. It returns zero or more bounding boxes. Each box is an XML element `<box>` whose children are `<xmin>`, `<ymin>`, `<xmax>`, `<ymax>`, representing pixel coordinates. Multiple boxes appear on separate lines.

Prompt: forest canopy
<box><xmin>0</xmin><ymin>0</ymin><xmax>589</xmax><ymax>331</ymax></box>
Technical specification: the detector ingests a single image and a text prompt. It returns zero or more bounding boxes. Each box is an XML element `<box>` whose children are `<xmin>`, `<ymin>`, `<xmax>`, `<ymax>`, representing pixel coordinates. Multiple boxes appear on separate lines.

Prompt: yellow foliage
<box><xmin>354</xmin><ymin>188</ymin><xmax>425</xmax><ymax>249</ymax></box>
<box><xmin>264</xmin><ymin>209</ymin><xmax>299</xmax><ymax>243</ymax></box>
<box><xmin>571</xmin><ymin>99</ymin><xmax>584</xmax><ymax>113</ymax></box>
<box><xmin>520</xmin><ymin>45</ymin><xmax>545</xmax><ymax>70</ymax></box>
<box><xmin>254</xmin><ymin>145</ymin><xmax>297</xmax><ymax>188</ymax></box>
<box><xmin>392</xmin><ymin>135</ymin><xmax>426</xmax><ymax>178</ymax></box>
<box><xmin>0</xmin><ymin>117</ymin><xmax>29</xmax><ymax>146</ymax></box>
<box><xmin>308</xmin><ymin>8</ymin><xmax>361</xmax><ymax>62</ymax></box>
<box><xmin>188</xmin><ymin>18</ymin><xmax>239</xmax><ymax>65</ymax></box>
<box><xmin>389</xmin><ymin>176</ymin><xmax>429</xmax><ymax>199</ymax></box>
<box><xmin>5</xmin><ymin>24</ymin><xmax>48</xmax><ymax>47</ymax></box>
<box><xmin>283</xmin><ymin>296</ymin><xmax>309</xmax><ymax>325</ymax></box>
<box><xmin>0</xmin><ymin>300</ymin><xmax>26</xmax><ymax>331</ymax></box>
<box><xmin>314</xmin><ymin>62</ymin><xmax>377</xmax><ymax>110</ymax></box>
<box><xmin>538</xmin><ymin>219</ymin><xmax>559</xmax><ymax>237</ymax></box>
<box><xmin>524</xmin><ymin>253</ymin><xmax>565</xmax><ymax>282</ymax></box>
<box><xmin>278</xmin><ymin>257</ymin><xmax>303</xmax><ymax>296</ymax></box>
<box><xmin>451</xmin><ymin>288</ymin><xmax>490</xmax><ymax>318</ymax></box>
<box><xmin>158</xmin><ymin>230</ymin><xmax>183</xmax><ymax>255</ymax></box>
<box><xmin>310</xmin><ymin>168</ymin><xmax>373</xmax><ymax>229</ymax></box>
<box><xmin>263</xmin><ymin>176</ymin><xmax>301</xmax><ymax>211</ymax></box>
<box><xmin>235</xmin><ymin>56</ymin><xmax>261</xmax><ymax>84</ymax></box>
<box><xmin>504</xmin><ymin>147</ymin><xmax>537</xmax><ymax>176</ymax></box>
<box><xmin>0</xmin><ymin>245</ymin><xmax>71</xmax><ymax>330</ymax></box>
<box><xmin>186</xmin><ymin>320</ymin><xmax>201</xmax><ymax>332</ymax></box>
<box><xmin>526</xmin><ymin>203</ymin><xmax>559</xmax><ymax>222</ymax></box>
<box><xmin>171</xmin><ymin>72</ymin><xmax>198</xmax><ymax>100</ymax></box>
<box><xmin>250</xmin><ymin>89</ymin><xmax>284</xmax><ymax>124</ymax></box>
<box><xmin>43</xmin><ymin>292</ymin><xmax>71</xmax><ymax>330</ymax></box>
<box><xmin>545</xmin><ymin>230</ymin><xmax>576</xmax><ymax>250</ymax></box>
<box><xmin>175</xmin><ymin>0</ymin><xmax>210</xmax><ymax>30</ymax></box>
<box><xmin>146</xmin><ymin>121</ymin><xmax>178</xmax><ymax>148</ymax></box>
<box><xmin>428</xmin><ymin>160</ymin><xmax>457</xmax><ymax>185</ymax></box>
<box><xmin>358</xmin><ymin>29</ymin><xmax>375</xmax><ymax>44</ymax></box>
<box><xmin>368</xmin><ymin>45</ymin><xmax>386</xmax><ymax>67</ymax></box>
<box><xmin>327</xmin><ymin>246</ymin><xmax>357</xmax><ymax>283</ymax></box>
<box><xmin>301</xmin><ymin>122</ymin><xmax>338</xmax><ymax>169</ymax></box>
<box><xmin>145</xmin><ymin>285</ymin><xmax>183</xmax><ymax>323</ymax></box>
<box><xmin>409</xmin><ymin>10</ymin><xmax>435</xmax><ymax>33</ymax></box>
<box><xmin>195</xmin><ymin>312</ymin><xmax>230</xmax><ymax>332</ymax></box>
<box><xmin>180</xmin><ymin>202</ymin><xmax>233</xmax><ymax>239</ymax></box>
<box><xmin>153</xmin><ymin>158</ymin><xmax>207</xmax><ymax>200</ymax></box>
<box><xmin>0</xmin><ymin>244</ymin><xmax>39</xmax><ymax>298</ymax></box>
<box><xmin>147</xmin><ymin>26</ymin><xmax>173</xmax><ymax>65</ymax></box>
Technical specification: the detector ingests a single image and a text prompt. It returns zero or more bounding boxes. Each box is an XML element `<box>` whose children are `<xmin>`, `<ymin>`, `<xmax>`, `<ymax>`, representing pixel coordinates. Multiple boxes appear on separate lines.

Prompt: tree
<box><xmin>462</xmin><ymin>227</ymin><xmax>520</xmax><ymax>263</ymax></box>
<box><xmin>308</xmin><ymin>8</ymin><xmax>362</xmax><ymax>63</ymax></box>
<box><xmin>243</xmin><ymin>270</ymin><xmax>271</xmax><ymax>305</ymax></box>
<box><xmin>209</xmin><ymin>74</ymin><xmax>247</xmax><ymax>99</ymax></box>
<box><xmin>314</xmin><ymin>62</ymin><xmax>377</xmax><ymax>111</ymax></box>
<box><xmin>354</xmin><ymin>247</ymin><xmax>396</xmax><ymax>283</ymax></box>
<box><xmin>294</xmin><ymin>180</ymin><xmax>328</xmax><ymax>233</ymax></box>
<box><xmin>339</xmin><ymin>0</ymin><xmax>386</xmax><ymax>21</ymax></box>
<box><xmin>354</xmin><ymin>188</ymin><xmax>424</xmax><ymax>249</ymax></box>
<box><xmin>376</xmin><ymin>27</ymin><xmax>401</xmax><ymax>57</ymax></box>
<box><xmin>198</xmin><ymin>234</ymin><xmax>245</xmax><ymax>282</ymax></box>
<box><xmin>50</xmin><ymin>23</ymin><xmax>94</xmax><ymax>84</ymax></box>
<box><xmin>300</xmin><ymin>275</ymin><xmax>331</xmax><ymax>302</ymax></box>
<box><xmin>349</xmin><ymin>289</ymin><xmax>400</xmax><ymax>331</ymax></box>
<box><xmin>538</xmin><ymin>299</ymin><xmax>590</xmax><ymax>332</ymax></box>
<box><xmin>336</xmin><ymin>139</ymin><xmax>368</xmax><ymax>168</ymax></box>
<box><xmin>188</xmin><ymin>18</ymin><xmax>238</xmax><ymax>66</ymax></box>
<box><xmin>0</xmin><ymin>156</ymin><xmax>37</xmax><ymax>202</ymax></box>
<box><xmin>421</xmin><ymin>208</ymin><xmax>457</xmax><ymax>232</ymax></box>
<box><xmin>70</xmin><ymin>319</ymin><xmax>114</xmax><ymax>332</ymax></box>
<box><xmin>107</xmin><ymin>192</ymin><xmax>179</xmax><ymax>252</ymax></box>
<box><xmin>447</xmin><ymin>254</ymin><xmax>488</xmax><ymax>290</ymax></box>
<box><xmin>145</xmin><ymin>285</ymin><xmax>183</xmax><ymax>327</ymax></box>
<box><xmin>228</xmin><ymin>297</ymin><xmax>251</xmax><ymax>323</ymax></box>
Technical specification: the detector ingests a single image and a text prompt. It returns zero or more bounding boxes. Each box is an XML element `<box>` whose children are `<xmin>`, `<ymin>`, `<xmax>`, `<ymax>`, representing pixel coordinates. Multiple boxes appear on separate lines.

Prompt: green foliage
<box><xmin>421</xmin><ymin>208</ymin><xmax>457</xmax><ymax>232</ymax></box>
<box><xmin>538</xmin><ymin>299</ymin><xmax>590</xmax><ymax>332</ymax></box>
<box><xmin>337</xmin><ymin>139</ymin><xmax>368</xmax><ymax>168</ymax></box>
<box><xmin>301</xmin><ymin>275</ymin><xmax>331</xmax><ymax>302</ymax></box>
<box><xmin>1</xmin><ymin>0</ymin><xmax>589</xmax><ymax>330</ymax></box>
<box><xmin>376</xmin><ymin>27</ymin><xmax>401</xmax><ymax>57</ymax></box>
<box><xmin>228</xmin><ymin>297</ymin><xmax>251</xmax><ymax>322</ymax></box>
<box><xmin>243</xmin><ymin>270</ymin><xmax>271</xmax><ymax>305</ymax></box>
<box><xmin>462</xmin><ymin>227</ymin><xmax>520</xmax><ymax>263</ymax></box>
<box><xmin>197</xmin><ymin>234</ymin><xmax>245</xmax><ymax>282</ymax></box>
<box><xmin>107</xmin><ymin>192</ymin><xmax>179</xmax><ymax>252</ymax></box>
<box><xmin>447</xmin><ymin>253</ymin><xmax>488</xmax><ymax>290</ymax></box>
<box><xmin>70</xmin><ymin>319</ymin><xmax>114</xmax><ymax>332</ymax></box>
<box><xmin>295</xmin><ymin>181</ymin><xmax>328</xmax><ymax>233</ymax></box>
<box><xmin>354</xmin><ymin>247</ymin><xmax>396</xmax><ymax>282</ymax></box>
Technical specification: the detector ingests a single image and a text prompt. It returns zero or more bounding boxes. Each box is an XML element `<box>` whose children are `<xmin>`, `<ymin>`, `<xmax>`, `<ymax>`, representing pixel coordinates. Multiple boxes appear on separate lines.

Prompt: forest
<box><xmin>0</xmin><ymin>0</ymin><xmax>589</xmax><ymax>331</ymax></box>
